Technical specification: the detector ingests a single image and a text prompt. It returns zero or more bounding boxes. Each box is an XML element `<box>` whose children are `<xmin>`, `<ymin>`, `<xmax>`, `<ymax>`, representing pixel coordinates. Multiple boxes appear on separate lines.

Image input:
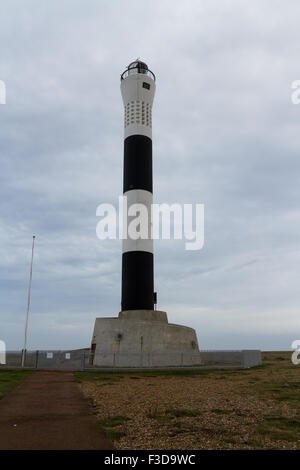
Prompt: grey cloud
<box><xmin>1</xmin><ymin>0</ymin><xmax>299</xmax><ymax>350</ymax></box>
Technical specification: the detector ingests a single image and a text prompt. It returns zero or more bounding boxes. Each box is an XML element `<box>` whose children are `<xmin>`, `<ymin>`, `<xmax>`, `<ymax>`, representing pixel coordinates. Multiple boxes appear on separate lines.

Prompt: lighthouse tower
<box><xmin>91</xmin><ymin>59</ymin><xmax>200</xmax><ymax>367</ymax></box>
<box><xmin>120</xmin><ymin>60</ymin><xmax>155</xmax><ymax>311</ymax></box>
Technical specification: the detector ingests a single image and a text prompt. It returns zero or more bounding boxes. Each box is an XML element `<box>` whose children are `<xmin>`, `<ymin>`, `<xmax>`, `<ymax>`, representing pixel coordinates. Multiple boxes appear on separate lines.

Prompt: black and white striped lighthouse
<box><xmin>120</xmin><ymin>59</ymin><xmax>156</xmax><ymax>311</ymax></box>
<box><xmin>91</xmin><ymin>59</ymin><xmax>200</xmax><ymax>365</ymax></box>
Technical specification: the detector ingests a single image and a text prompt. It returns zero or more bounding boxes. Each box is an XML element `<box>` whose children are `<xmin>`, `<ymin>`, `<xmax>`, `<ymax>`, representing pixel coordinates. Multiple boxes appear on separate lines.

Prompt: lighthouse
<box><xmin>120</xmin><ymin>59</ymin><xmax>155</xmax><ymax>311</ymax></box>
<box><xmin>91</xmin><ymin>59</ymin><xmax>200</xmax><ymax>367</ymax></box>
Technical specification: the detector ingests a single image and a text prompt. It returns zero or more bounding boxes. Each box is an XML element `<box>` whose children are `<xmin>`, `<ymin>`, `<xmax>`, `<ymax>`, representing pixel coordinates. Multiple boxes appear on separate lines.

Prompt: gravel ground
<box><xmin>78</xmin><ymin>352</ymin><xmax>300</xmax><ymax>450</ymax></box>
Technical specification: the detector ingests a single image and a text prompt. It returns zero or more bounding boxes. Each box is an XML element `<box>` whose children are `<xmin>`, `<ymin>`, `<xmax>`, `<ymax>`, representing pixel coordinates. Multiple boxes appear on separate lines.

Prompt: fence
<box><xmin>1</xmin><ymin>350</ymin><xmax>85</xmax><ymax>370</ymax></box>
<box><xmin>0</xmin><ymin>349</ymin><xmax>262</xmax><ymax>370</ymax></box>
<box><xmin>198</xmin><ymin>350</ymin><xmax>262</xmax><ymax>368</ymax></box>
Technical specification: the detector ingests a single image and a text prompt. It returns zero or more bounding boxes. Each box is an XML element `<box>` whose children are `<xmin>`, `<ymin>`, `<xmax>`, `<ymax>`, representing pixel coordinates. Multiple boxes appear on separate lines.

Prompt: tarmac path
<box><xmin>0</xmin><ymin>371</ymin><xmax>114</xmax><ymax>450</ymax></box>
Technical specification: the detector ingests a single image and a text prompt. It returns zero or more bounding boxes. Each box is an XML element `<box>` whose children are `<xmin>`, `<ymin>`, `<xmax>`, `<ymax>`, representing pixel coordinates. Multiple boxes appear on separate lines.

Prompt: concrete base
<box><xmin>91</xmin><ymin>310</ymin><xmax>200</xmax><ymax>367</ymax></box>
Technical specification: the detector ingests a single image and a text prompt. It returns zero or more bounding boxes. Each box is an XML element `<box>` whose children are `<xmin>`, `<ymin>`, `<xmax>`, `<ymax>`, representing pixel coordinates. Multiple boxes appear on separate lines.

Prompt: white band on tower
<box><xmin>122</xmin><ymin>189</ymin><xmax>153</xmax><ymax>254</ymax></box>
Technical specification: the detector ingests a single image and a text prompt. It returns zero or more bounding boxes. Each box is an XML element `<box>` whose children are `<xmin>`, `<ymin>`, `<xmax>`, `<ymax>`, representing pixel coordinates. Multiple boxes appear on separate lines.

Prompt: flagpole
<box><xmin>21</xmin><ymin>235</ymin><xmax>35</xmax><ymax>368</ymax></box>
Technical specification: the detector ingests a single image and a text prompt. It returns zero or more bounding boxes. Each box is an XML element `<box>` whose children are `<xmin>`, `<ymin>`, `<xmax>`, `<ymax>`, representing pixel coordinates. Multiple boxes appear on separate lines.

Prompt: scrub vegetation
<box><xmin>77</xmin><ymin>352</ymin><xmax>300</xmax><ymax>449</ymax></box>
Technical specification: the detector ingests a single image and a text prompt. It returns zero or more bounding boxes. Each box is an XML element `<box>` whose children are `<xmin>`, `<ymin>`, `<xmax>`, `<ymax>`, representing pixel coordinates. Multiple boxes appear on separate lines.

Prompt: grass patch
<box><xmin>264</xmin><ymin>416</ymin><xmax>300</xmax><ymax>432</ymax></box>
<box><xmin>169</xmin><ymin>421</ymin><xmax>196</xmax><ymax>436</ymax></box>
<box><xmin>0</xmin><ymin>370</ymin><xmax>34</xmax><ymax>400</ymax></box>
<box><xmin>99</xmin><ymin>415</ymin><xmax>130</xmax><ymax>427</ymax></box>
<box><xmin>146</xmin><ymin>412</ymin><xmax>159</xmax><ymax>419</ymax></box>
<box><xmin>165</xmin><ymin>408</ymin><xmax>202</xmax><ymax>418</ymax></box>
<box><xmin>242</xmin><ymin>439</ymin><xmax>263</xmax><ymax>449</ymax></box>
<box><xmin>211</xmin><ymin>408</ymin><xmax>232</xmax><ymax>415</ymax></box>
<box><xmin>75</xmin><ymin>367</ymin><xmax>247</xmax><ymax>383</ymax></box>
<box><xmin>153</xmin><ymin>416</ymin><xmax>171</xmax><ymax>423</ymax></box>
<box><xmin>146</xmin><ymin>408</ymin><xmax>172</xmax><ymax>422</ymax></box>
<box><xmin>104</xmin><ymin>429</ymin><xmax>126</xmax><ymax>441</ymax></box>
<box><xmin>200</xmin><ymin>426</ymin><xmax>226</xmax><ymax>437</ymax></box>
<box><xmin>255</xmin><ymin>416</ymin><xmax>300</xmax><ymax>443</ymax></box>
<box><xmin>75</xmin><ymin>372</ymin><xmax>124</xmax><ymax>383</ymax></box>
<box><xmin>224</xmin><ymin>437</ymin><xmax>237</xmax><ymax>444</ymax></box>
<box><xmin>252</xmin><ymin>380</ymin><xmax>300</xmax><ymax>406</ymax></box>
<box><xmin>96</xmin><ymin>382</ymin><xmax>117</xmax><ymax>387</ymax></box>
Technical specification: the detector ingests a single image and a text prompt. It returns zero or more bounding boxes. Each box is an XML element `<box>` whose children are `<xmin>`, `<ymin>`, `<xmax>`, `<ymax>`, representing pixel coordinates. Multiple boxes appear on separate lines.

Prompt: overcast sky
<box><xmin>1</xmin><ymin>0</ymin><xmax>299</xmax><ymax>351</ymax></box>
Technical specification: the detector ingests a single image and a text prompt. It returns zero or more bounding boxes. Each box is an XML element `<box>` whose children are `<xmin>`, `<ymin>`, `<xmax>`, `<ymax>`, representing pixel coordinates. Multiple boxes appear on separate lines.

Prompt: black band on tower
<box><xmin>123</xmin><ymin>135</ymin><xmax>153</xmax><ymax>193</ymax></box>
<box><xmin>121</xmin><ymin>251</ymin><xmax>154</xmax><ymax>311</ymax></box>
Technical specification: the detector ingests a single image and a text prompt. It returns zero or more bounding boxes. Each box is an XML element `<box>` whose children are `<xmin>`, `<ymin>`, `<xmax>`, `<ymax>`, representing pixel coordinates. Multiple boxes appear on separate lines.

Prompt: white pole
<box><xmin>21</xmin><ymin>235</ymin><xmax>35</xmax><ymax>368</ymax></box>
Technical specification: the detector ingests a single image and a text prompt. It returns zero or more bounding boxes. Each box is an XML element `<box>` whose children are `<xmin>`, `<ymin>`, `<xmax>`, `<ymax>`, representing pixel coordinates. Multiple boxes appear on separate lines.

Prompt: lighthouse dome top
<box><xmin>121</xmin><ymin>59</ymin><xmax>156</xmax><ymax>81</ymax></box>
<box><xmin>128</xmin><ymin>59</ymin><xmax>148</xmax><ymax>71</ymax></box>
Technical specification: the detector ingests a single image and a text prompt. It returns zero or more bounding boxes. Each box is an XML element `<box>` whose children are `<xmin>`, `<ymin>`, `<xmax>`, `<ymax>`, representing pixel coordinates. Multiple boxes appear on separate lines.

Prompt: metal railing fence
<box><xmin>0</xmin><ymin>349</ymin><xmax>261</xmax><ymax>370</ymax></box>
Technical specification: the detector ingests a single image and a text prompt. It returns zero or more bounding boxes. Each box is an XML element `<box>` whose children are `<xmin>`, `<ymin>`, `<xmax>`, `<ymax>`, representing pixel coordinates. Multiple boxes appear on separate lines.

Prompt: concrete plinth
<box><xmin>91</xmin><ymin>310</ymin><xmax>200</xmax><ymax>367</ymax></box>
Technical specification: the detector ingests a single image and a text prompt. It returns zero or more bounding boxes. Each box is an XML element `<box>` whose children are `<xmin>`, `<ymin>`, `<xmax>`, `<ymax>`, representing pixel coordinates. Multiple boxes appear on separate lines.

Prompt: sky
<box><xmin>0</xmin><ymin>0</ymin><xmax>299</xmax><ymax>351</ymax></box>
